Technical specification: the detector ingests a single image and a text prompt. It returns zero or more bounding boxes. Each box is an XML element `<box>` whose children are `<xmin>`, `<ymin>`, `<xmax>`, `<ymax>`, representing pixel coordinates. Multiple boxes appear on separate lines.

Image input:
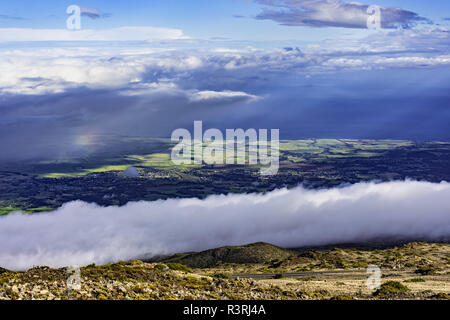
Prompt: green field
<box><xmin>36</xmin><ymin>139</ymin><xmax>416</xmax><ymax>179</ymax></box>
<box><xmin>0</xmin><ymin>136</ymin><xmax>449</xmax><ymax>215</ymax></box>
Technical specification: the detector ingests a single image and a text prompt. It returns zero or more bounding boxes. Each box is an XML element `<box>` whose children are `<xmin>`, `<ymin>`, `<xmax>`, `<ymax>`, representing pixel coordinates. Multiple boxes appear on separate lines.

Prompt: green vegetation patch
<box><xmin>42</xmin><ymin>165</ymin><xmax>131</xmax><ymax>178</ymax></box>
<box><xmin>0</xmin><ymin>206</ymin><xmax>54</xmax><ymax>216</ymax></box>
<box><xmin>165</xmin><ymin>263</ymin><xmax>193</xmax><ymax>273</ymax></box>
<box><xmin>163</xmin><ymin>242</ymin><xmax>294</xmax><ymax>268</ymax></box>
<box><xmin>330</xmin><ymin>295</ymin><xmax>354</xmax><ymax>300</ymax></box>
<box><xmin>0</xmin><ymin>206</ymin><xmax>22</xmax><ymax>216</ymax></box>
<box><xmin>81</xmin><ymin>261</ymin><xmax>155</xmax><ymax>282</ymax></box>
<box><xmin>404</xmin><ymin>278</ymin><xmax>425</xmax><ymax>283</ymax></box>
<box><xmin>374</xmin><ymin>281</ymin><xmax>410</xmax><ymax>297</ymax></box>
<box><xmin>210</xmin><ymin>272</ymin><xmax>233</xmax><ymax>280</ymax></box>
<box><xmin>415</xmin><ymin>266</ymin><xmax>437</xmax><ymax>275</ymax></box>
<box><xmin>431</xmin><ymin>293</ymin><xmax>449</xmax><ymax>300</ymax></box>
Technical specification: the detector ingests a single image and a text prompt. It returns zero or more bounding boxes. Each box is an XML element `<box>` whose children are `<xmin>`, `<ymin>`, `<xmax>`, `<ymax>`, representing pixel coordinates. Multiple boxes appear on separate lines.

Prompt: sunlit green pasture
<box><xmin>0</xmin><ymin>206</ymin><xmax>54</xmax><ymax>216</ymax></box>
<box><xmin>38</xmin><ymin>139</ymin><xmax>416</xmax><ymax>178</ymax></box>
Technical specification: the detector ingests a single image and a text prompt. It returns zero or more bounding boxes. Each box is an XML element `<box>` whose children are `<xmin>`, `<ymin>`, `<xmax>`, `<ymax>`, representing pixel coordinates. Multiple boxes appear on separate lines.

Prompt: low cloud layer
<box><xmin>255</xmin><ymin>0</ymin><xmax>428</xmax><ymax>29</ymax></box>
<box><xmin>0</xmin><ymin>26</ymin><xmax>187</xmax><ymax>42</ymax></box>
<box><xmin>0</xmin><ymin>180</ymin><xmax>449</xmax><ymax>271</ymax></box>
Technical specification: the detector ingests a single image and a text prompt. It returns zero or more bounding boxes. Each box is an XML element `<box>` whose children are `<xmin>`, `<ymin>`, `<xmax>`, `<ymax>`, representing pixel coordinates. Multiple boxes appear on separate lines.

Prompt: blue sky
<box><xmin>1</xmin><ymin>0</ymin><xmax>449</xmax><ymax>41</ymax></box>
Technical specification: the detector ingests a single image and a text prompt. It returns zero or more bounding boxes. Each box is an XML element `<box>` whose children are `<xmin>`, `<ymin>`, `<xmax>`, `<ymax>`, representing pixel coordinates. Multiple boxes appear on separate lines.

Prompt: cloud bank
<box><xmin>255</xmin><ymin>0</ymin><xmax>428</xmax><ymax>29</ymax></box>
<box><xmin>0</xmin><ymin>180</ymin><xmax>449</xmax><ymax>270</ymax></box>
<box><xmin>0</xmin><ymin>26</ymin><xmax>187</xmax><ymax>42</ymax></box>
<box><xmin>2</xmin><ymin>28</ymin><xmax>450</xmax><ymax>95</ymax></box>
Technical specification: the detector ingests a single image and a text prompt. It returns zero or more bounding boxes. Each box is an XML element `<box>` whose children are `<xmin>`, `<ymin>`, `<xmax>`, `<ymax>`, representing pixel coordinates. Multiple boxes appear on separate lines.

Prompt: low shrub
<box><xmin>330</xmin><ymin>295</ymin><xmax>354</xmax><ymax>300</ymax></box>
<box><xmin>404</xmin><ymin>278</ymin><xmax>425</xmax><ymax>283</ymax></box>
<box><xmin>431</xmin><ymin>293</ymin><xmax>449</xmax><ymax>300</ymax></box>
<box><xmin>165</xmin><ymin>263</ymin><xmax>192</xmax><ymax>273</ymax></box>
<box><xmin>374</xmin><ymin>281</ymin><xmax>410</xmax><ymax>296</ymax></box>
<box><xmin>212</xmin><ymin>272</ymin><xmax>233</xmax><ymax>280</ymax></box>
<box><xmin>415</xmin><ymin>266</ymin><xmax>436</xmax><ymax>275</ymax></box>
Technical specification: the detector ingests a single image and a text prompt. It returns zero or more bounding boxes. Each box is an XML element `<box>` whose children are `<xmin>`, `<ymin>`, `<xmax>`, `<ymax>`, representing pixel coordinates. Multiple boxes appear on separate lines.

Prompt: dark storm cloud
<box><xmin>1</xmin><ymin>27</ymin><xmax>450</xmax><ymax>161</ymax></box>
<box><xmin>80</xmin><ymin>7</ymin><xmax>111</xmax><ymax>19</ymax></box>
<box><xmin>254</xmin><ymin>0</ymin><xmax>429</xmax><ymax>29</ymax></box>
<box><xmin>0</xmin><ymin>86</ymin><xmax>259</xmax><ymax>161</ymax></box>
<box><xmin>1</xmin><ymin>63</ymin><xmax>450</xmax><ymax>163</ymax></box>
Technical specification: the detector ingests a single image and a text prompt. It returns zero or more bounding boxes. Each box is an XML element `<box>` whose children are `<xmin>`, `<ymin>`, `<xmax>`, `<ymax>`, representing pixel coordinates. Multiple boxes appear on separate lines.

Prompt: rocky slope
<box><xmin>0</xmin><ymin>242</ymin><xmax>449</xmax><ymax>300</ymax></box>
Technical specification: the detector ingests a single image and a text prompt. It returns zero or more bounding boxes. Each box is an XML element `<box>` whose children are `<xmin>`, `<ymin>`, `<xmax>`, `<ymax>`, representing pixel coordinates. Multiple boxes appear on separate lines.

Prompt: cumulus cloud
<box><xmin>1</xmin><ymin>27</ymin><xmax>449</xmax><ymax>95</ymax></box>
<box><xmin>255</xmin><ymin>0</ymin><xmax>429</xmax><ymax>29</ymax></box>
<box><xmin>0</xmin><ymin>48</ymin><xmax>200</xmax><ymax>95</ymax></box>
<box><xmin>0</xmin><ymin>180</ymin><xmax>449</xmax><ymax>270</ymax></box>
<box><xmin>2</xmin><ymin>27</ymin><xmax>450</xmax><ymax>95</ymax></box>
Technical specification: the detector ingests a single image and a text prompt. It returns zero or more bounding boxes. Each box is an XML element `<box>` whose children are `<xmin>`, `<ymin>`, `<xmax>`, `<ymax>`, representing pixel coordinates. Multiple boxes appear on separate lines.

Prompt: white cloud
<box><xmin>255</xmin><ymin>0</ymin><xmax>428</xmax><ymax>29</ymax></box>
<box><xmin>0</xmin><ymin>48</ymin><xmax>201</xmax><ymax>95</ymax></box>
<box><xmin>119</xmin><ymin>84</ymin><xmax>260</xmax><ymax>104</ymax></box>
<box><xmin>1</xmin><ymin>28</ymin><xmax>449</xmax><ymax>95</ymax></box>
<box><xmin>189</xmin><ymin>90</ymin><xmax>260</xmax><ymax>103</ymax></box>
<box><xmin>0</xmin><ymin>180</ymin><xmax>449</xmax><ymax>270</ymax></box>
<box><xmin>0</xmin><ymin>26</ymin><xmax>188</xmax><ymax>42</ymax></box>
<box><xmin>118</xmin><ymin>82</ymin><xmax>180</xmax><ymax>96</ymax></box>
<box><xmin>374</xmin><ymin>55</ymin><xmax>450</xmax><ymax>67</ymax></box>
<box><xmin>0</xmin><ymin>54</ymin><xmax>146</xmax><ymax>95</ymax></box>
